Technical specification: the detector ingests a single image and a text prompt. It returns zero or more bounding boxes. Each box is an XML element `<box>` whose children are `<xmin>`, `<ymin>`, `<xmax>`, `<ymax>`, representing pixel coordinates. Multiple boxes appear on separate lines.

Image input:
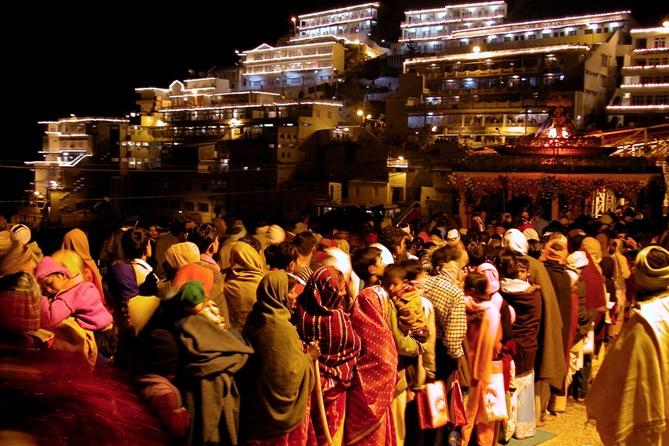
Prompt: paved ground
<box><xmin>539</xmin><ymin>348</ymin><xmax>605</xmax><ymax>446</ymax></box>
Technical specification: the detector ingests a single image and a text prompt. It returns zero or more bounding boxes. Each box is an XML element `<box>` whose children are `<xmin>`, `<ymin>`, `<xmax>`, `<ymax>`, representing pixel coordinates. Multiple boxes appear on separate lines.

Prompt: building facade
<box><xmin>292</xmin><ymin>2</ymin><xmax>379</xmax><ymax>45</ymax></box>
<box><xmin>607</xmin><ymin>23</ymin><xmax>669</xmax><ymax>126</ymax></box>
<box><xmin>21</xmin><ymin>117</ymin><xmax>128</xmax><ymax>227</ymax></box>
<box><xmin>127</xmin><ymin>78</ymin><xmax>343</xmax><ymax>220</ymax></box>
<box><xmin>400</xmin><ymin>1</ymin><xmax>507</xmax><ymax>54</ymax></box>
<box><xmin>241</xmin><ymin>41</ymin><xmax>346</xmax><ymax>93</ymax></box>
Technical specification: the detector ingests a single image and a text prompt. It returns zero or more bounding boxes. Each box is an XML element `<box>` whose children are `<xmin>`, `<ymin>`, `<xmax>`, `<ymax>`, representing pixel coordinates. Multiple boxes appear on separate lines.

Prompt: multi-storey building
<box><xmin>20</xmin><ymin>117</ymin><xmax>128</xmax><ymax>227</ymax></box>
<box><xmin>400</xmin><ymin>8</ymin><xmax>631</xmax><ymax>55</ymax></box>
<box><xmin>291</xmin><ymin>2</ymin><xmax>379</xmax><ymax>45</ymax></box>
<box><xmin>386</xmin><ymin>10</ymin><xmax>632</xmax><ymax>147</ymax></box>
<box><xmin>607</xmin><ymin>22</ymin><xmax>669</xmax><ymax>126</ymax></box>
<box><xmin>399</xmin><ymin>1</ymin><xmax>507</xmax><ymax>54</ymax></box>
<box><xmin>240</xmin><ymin>41</ymin><xmax>345</xmax><ymax>93</ymax></box>
<box><xmin>126</xmin><ymin>78</ymin><xmax>342</xmax><ymax>220</ymax></box>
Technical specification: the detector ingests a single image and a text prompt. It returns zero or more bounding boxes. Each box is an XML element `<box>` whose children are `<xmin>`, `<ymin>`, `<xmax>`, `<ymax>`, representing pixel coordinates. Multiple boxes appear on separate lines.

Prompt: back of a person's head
<box><xmin>239</xmin><ymin>235</ymin><xmax>262</xmax><ymax>253</ymax></box>
<box><xmin>189</xmin><ymin>223</ymin><xmax>219</xmax><ymax>254</ymax></box>
<box><xmin>379</xmin><ymin>226</ymin><xmax>408</xmax><ymax>253</ymax></box>
<box><xmin>431</xmin><ymin>244</ymin><xmax>461</xmax><ymax>269</ymax></box>
<box><xmin>402</xmin><ymin>259</ymin><xmax>424</xmax><ymax>281</ymax></box>
<box><xmin>293</xmin><ymin>231</ymin><xmax>317</xmax><ymax>256</ymax></box>
<box><xmin>169</xmin><ymin>216</ymin><xmax>188</xmax><ymax>236</ymax></box>
<box><xmin>568</xmin><ymin>233</ymin><xmax>586</xmax><ymax>253</ymax></box>
<box><xmin>121</xmin><ymin>227</ymin><xmax>150</xmax><ymax>260</ymax></box>
<box><xmin>384</xmin><ymin>263</ymin><xmax>407</xmax><ymax>282</ymax></box>
<box><xmin>527</xmin><ymin>239</ymin><xmax>542</xmax><ymax>259</ymax></box>
<box><xmin>497</xmin><ymin>249</ymin><xmax>524</xmax><ymax>279</ymax></box>
<box><xmin>352</xmin><ymin>246</ymin><xmax>381</xmax><ymax>282</ymax></box>
<box><xmin>465</xmin><ymin>272</ymin><xmax>488</xmax><ymax>296</ymax></box>
<box><xmin>265</xmin><ymin>242</ymin><xmax>298</xmax><ymax>270</ymax></box>
<box><xmin>466</xmin><ymin>241</ymin><xmax>486</xmax><ymax>267</ymax></box>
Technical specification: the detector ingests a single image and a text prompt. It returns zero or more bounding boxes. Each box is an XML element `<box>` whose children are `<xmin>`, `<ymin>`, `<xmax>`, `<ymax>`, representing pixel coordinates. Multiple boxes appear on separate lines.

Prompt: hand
<box><xmin>306</xmin><ymin>341</ymin><xmax>320</xmax><ymax>360</ymax></box>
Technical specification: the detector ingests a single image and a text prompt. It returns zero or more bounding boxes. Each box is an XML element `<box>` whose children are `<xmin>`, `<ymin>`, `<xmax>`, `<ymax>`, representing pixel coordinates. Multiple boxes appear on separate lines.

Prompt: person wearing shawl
<box><xmin>218</xmin><ymin>221</ymin><xmax>247</xmax><ymax>271</ymax></box>
<box><xmin>462</xmin><ymin>273</ymin><xmax>502</xmax><ymax>446</ymax></box>
<box><xmin>241</xmin><ymin>271</ymin><xmax>316</xmax><ymax>445</ymax></box>
<box><xmin>499</xmin><ymin>253</ymin><xmax>541</xmax><ymax>439</ymax></box>
<box><xmin>62</xmin><ymin>228</ymin><xmax>106</xmax><ymax>307</ymax></box>
<box><xmin>586</xmin><ymin>245</ymin><xmax>669</xmax><ymax>446</ymax></box>
<box><xmin>295</xmin><ymin>266</ymin><xmax>361</xmax><ymax>445</ymax></box>
<box><xmin>174</xmin><ymin>281</ymin><xmax>254</xmax><ymax>446</ymax></box>
<box><xmin>540</xmin><ymin>236</ymin><xmax>572</xmax><ymax>363</ymax></box>
<box><xmin>224</xmin><ymin>241</ymin><xmax>265</xmax><ymax>329</ymax></box>
<box><xmin>609</xmin><ymin>239</ymin><xmax>631</xmax><ymax>337</ymax></box>
<box><xmin>346</xmin><ymin>248</ymin><xmax>399</xmax><ymax>446</ymax></box>
<box><xmin>502</xmin><ymin>229</ymin><xmax>564</xmax><ymax>425</ymax></box>
<box><xmin>165</xmin><ymin>242</ymin><xmax>201</xmax><ymax>271</ymax></box>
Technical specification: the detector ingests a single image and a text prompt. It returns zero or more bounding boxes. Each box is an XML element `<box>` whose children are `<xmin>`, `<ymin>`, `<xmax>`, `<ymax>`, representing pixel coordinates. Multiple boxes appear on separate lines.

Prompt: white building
<box><xmin>607</xmin><ymin>22</ymin><xmax>669</xmax><ymax>125</ymax></box>
<box><xmin>291</xmin><ymin>2</ymin><xmax>379</xmax><ymax>45</ymax></box>
<box><xmin>400</xmin><ymin>1</ymin><xmax>507</xmax><ymax>53</ymax></box>
<box><xmin>241</xmin><ymin>41</ymin><xmax>345</xmax><ymax>92</ymax></box>
<box><xmin>400</xmin><ymin>7</ymin><xmax>632</xmax><ymax>55</ymax></box>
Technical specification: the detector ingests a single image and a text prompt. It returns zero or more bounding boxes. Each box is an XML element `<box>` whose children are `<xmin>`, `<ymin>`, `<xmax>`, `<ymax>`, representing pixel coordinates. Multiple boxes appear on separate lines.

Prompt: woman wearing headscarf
<box><xmin>62</xmin><ymin>228</ymin><xmax>105</xmax><ymax>306</ymax></box>
<box><xmin>586</xmin><ymin>245</ymin><xmax>669</xmax><ymax>446</ymax></box>
<box><xmin>218</xmin><ymin>221</ymin><xmax>247</xmax><ymax>272</ymax></box>
<box><xmin>173</xmin><ymin>281</ymin><xmax>254</xmax><ymax>446</ymax></box>
<box><xmin>224</xmin><ymin>241</ymin><xmax>265</xmax><ymax>329</ymax></box>
<box><xmin>295</xmin><ymin>266</ymin><xmax>361</xmax><ymax>445</ymax></box>
<box><xmin>241</xmin><ymin>271</ymin><xmax>317</xmax><ymax>445</ymax></box>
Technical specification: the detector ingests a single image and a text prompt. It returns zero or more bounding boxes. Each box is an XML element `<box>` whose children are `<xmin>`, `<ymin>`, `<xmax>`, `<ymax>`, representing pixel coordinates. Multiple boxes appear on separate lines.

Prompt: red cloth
<box><xmin>344</xmin><ymin>285</ymin><xmax>398</xmax><ymax>445</ymax></box>
<box><xmin>581</xmin><ymin>252</ymin><xmax>606</xmax><ymax>310</ymax></box>
<box><xmin>295</xmin><ymin>267</ymin><xmax>361</xmax><ymax>389</ymax></box>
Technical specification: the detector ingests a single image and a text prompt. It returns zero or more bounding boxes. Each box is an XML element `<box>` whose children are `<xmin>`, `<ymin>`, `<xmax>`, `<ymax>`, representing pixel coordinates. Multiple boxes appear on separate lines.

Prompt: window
<box><xmin>656</xmin><ymin>95</ymin><xmax>668</xmax><ymax>105</ymax></box>
<box><xmin>601</xmin><ymin>54</ymin><xmax>609</xmax><ymax>68</ymax></box>
<box><xmin>184</xmin><ymin>202</ymin><xmax>194</xmax><ymax>211</ymax></box>
<box><xmin>198</xmin><ymin>203</ymin><xmax>209</xmax><ymax>212</ymax></box>
<box><xmin>201</xmin><ymin>183</ymin><xmax>209</xmax><ymax>192</ymax></box>
<box><xmin>654</xmin><ymin>37</ymin><xmax>666</xmax><ymax>48</ymax></box>
<box><xmin>600</xmin><ymin>74</ymin><xmax>608</xmax><ymax>88</ymax></box>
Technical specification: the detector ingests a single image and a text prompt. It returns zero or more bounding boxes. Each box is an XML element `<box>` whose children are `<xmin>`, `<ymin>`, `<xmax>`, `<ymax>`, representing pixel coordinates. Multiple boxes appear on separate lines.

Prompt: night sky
<box><xmin>4</xmin><ymin>0</ymin><xmax>667</xmax><ymax>162</ymax></box>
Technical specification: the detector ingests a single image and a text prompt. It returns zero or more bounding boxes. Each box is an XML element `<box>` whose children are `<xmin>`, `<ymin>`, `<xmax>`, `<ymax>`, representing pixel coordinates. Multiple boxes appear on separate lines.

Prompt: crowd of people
<box><xmin>0</xmin><ymin>208</ymin><xmax>667</xmax><ymax>446</ymax></box>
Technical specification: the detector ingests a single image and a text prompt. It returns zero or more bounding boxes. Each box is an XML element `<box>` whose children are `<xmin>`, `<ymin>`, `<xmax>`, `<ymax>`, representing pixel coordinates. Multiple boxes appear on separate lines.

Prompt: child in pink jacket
<box><xmin>35</xmin><ymin>256</ymin><xmax>112</xmax><ymax>331</ymax></box>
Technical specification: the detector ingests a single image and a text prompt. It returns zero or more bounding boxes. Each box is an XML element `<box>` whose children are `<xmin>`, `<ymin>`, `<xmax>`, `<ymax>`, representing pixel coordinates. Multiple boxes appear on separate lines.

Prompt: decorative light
<box><xmin>620</xmin><ymin>83</ymin><xmax>669</xmax><ymax>88</ymax></box>
<box><xmin>548</xmin><ymin>128</ymin><xmax>558</xmax><ymax>138</ymax></box>
<box><xmin>405</xmin><ymin>1</ymin><xmax>504</xmax><ymax>15</ymax></box>
<box><xmin>431</xmin><ymin>126</ymin><xmax>438</xmax><ymax>132</ymax></box>
<box><xmin>184</xmin><ymin>77</ymin><xmax>216</xmax><ymax>83</ymax></box>
<box><xmin>634</xmin><ymin>47</ymin><xmax>669</xmax><ymax>54</ymax></box>
<box><xmin>366</xmin><ymin>114</ymin><xmax>372</xmax><ymax>119</ymax></box>
<box><xmin>299</xmin><ymin>17</ymin><xmax>375</xmax><ymax>30</ymax></box>
<box><xmin>607</xmin><ymin>105</ymin><xmax>669</xmax><ymax>110</ymax></box>
<box><xmin>357</xmin><ymin>109</ymin><xmax>364</xmax><ymax>117</ymax></box>
<box><xmin>622</xmin><ymin>64</ymin><xmax>669</xmax><ymax>70</ymax></box>
<box><xmin>472</xmin><ymin>45</ymin><xmax>481</xmax><ymax>53</ymax></box>
<box><xmin>631</xmin><ymin>25</ymin><xmax>669</xmax><ymax>33</ymax></box>
<box><xmin>561</xmin><ymin>129</ymin><xmax>570</xmax><ymax>138</ymax></box>
<box><xmin>298</xmin><ymin>3</ymin><xmax>379</xmax><ymax>19</ymax></box>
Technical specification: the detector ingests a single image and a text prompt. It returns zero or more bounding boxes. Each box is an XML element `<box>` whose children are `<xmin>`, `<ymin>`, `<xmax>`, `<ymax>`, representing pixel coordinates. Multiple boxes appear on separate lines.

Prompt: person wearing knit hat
<box><xmin>165</xmin><ymin>242</ymin><xmax>200</xmax><ymax>270</ymax></box>
<box><xmin>586</xmin><ymin>245</ymin><xmax>669</xmax><ymax>446</ymax></box>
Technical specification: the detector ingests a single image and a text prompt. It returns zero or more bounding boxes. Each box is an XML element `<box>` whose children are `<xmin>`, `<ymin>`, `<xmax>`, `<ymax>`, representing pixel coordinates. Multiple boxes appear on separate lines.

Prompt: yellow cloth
<box><xmin>586</xmin><ymin>294</ymin><xmax>669</xmax><ymax>446</ymax></box>
<box><xmin>224</xmin><ymin>242</ymin><xmax>264</xmax><ymax>328</ymax></box>
<box><xmin>165</xmin><ymin>242</ymin><xmax>200</xmax><ymax>270</ymax></box>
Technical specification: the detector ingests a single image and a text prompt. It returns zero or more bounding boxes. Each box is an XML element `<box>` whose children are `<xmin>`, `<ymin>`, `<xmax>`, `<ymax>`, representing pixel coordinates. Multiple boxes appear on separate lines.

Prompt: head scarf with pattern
<box><xmin>295</xmin><ymin>266</ymin><xmax>361</xmax><ymax>385</ymax></box>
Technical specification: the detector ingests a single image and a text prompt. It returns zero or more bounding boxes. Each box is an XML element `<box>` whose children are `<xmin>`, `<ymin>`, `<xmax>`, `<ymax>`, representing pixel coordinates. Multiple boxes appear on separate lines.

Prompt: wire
<box><xmin>0</xmin><ymin>185</ymin><xmax>328</xmax><ymax>204</ymax></box>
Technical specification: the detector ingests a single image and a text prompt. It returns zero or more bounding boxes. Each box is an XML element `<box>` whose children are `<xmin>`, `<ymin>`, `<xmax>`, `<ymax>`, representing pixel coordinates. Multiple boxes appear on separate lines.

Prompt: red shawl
<box><xmin>581</xmin><ymin>251</ymin><xmax>606</xmax><ymax>310</ymax></box>
<box><xmin>295</xmin><ymin>266</ymin><xmax>361</xmax><ymax>388</ymax></box>
<box><xmin>345</xmin><ymin>285</ymin><xmax>398</xmax><ymax>445</ymax></box>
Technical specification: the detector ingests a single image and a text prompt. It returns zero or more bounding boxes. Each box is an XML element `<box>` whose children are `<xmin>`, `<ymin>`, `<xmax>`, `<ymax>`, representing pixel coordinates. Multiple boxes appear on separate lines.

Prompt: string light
<box><xmin>405</xmin><ymin>1</ymin><xmax>505</xmax><ymax>15</ymax></box>
<box><xmin>159</xmin><ymin>101</ymin><xmax>343</xmax><ymax>113</ymax></box>
<box><xmin>403</xmin><ymin>44</ymin><xmax>589</xmax><ymax>70</ymax></box>
<box><xmin>244</xmin><ymin>52</ymin><xmax>335</xmax><ymax>64</ymax></box>
<box><xmin>38</xmin><ymin>117</ymin><xmax>128</xmax><ymax>124</ymax></box>
<box><xmin>607</xmin><ymin>105</ymin><xmax>669</xmax><ymax>110</ymax></box>
<box><xmin>630</xmin><ymin>26</ymin><xmax>669</xmax><ymax>34</ymax></box>
<box><xmin>620</xmin><ymin>83</ymin><xmax>669</xmax><ymax>88</ymax></box>
<box><xmin>298</xmin><ymin>3</ymin><xmax>379</xmax><ymax>20</ymax></box>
